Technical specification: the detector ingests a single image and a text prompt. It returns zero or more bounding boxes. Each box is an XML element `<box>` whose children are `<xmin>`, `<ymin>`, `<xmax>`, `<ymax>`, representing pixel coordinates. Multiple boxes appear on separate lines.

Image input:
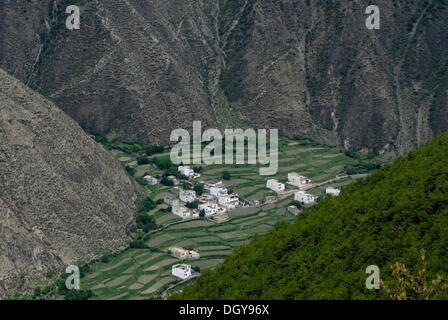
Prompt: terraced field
<box><xmin>81</xmin><ymin>138</ymin><xmax>374</xmax><ymax>299</ymax></box>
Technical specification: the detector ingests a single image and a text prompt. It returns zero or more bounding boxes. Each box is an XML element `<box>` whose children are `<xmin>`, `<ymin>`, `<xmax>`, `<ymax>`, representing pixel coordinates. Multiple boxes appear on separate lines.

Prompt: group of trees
<box><xmin>93</xmin><ymin>135</ymin><xmax>165</xmax><ymax>157</ymax></box>
<box><xmin>135</xmin><ymin>197</ymin><xmax>158</xmax><ymax>233</ymax></box>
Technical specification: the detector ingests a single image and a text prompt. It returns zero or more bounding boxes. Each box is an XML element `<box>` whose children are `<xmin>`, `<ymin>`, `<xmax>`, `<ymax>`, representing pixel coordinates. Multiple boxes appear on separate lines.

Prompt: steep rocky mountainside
<box><xmin>1</xmin><ymin>0</ymin><xmax>447</xmax><ymax>154</ymax></box>
<box><xmin>0</xmin><ymin>68</ymin><xmax>137</xmax><ymax>297</ymax></box>
<box><xmin>174</xmin><ymin>130</ymin><xmax>448</xmax><ymax>300</ymax></box>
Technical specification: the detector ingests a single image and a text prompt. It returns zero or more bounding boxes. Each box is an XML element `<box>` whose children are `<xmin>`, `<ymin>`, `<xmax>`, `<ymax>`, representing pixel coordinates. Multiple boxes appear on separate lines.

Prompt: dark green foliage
<box><xmin>137</xmin><ymin>156</ymin><xmax>150</xmax><ymax>165</ymax></box>
<box><xmin>153</xmin><ymin>156</ymin><xmax>175</xmax><ymax>170</ymax></box>
<box><xmin>222</xmin><ymin>171</ymin><xmax>231</xmax><ymax>180</ymax></box>
<box><xmin>186</xmin><ymin>200</ymin><xmax>199</xmax><ymax>209</ymax></box>
<box><xmin>173</xmin><ymin>132</ymin><xmax>448</xmax><ymax>300</ymax></box>
<box><xmin>130</xmin><ymin>239</ymin><xmax>148</xmax><ymax>249</ymax></box>
<box><xmin>160</xmin><ymin>176</ymin><xmax>174</xmax><ymax>186</ymax></box>
<box><xmin>193</xmin><ymin>166</ymin><xmax>203</xmax><ymax>173</ymax></box>
<box><xmin>289</xmin><ymin>201</ymin><xmax>303</xmax><ymax>209</ymax></box>
<box><xmin>182</xmin><ymin>182</ymin><xmax>192</xmax><ymax>190</ymax></box>
<box><xmin>139</xmin><ymin>197</ymin><xmax>156</xmax><ymax>212</ymax></box>
<box><xmin>145</xmin><ymin>145</ymin><xmax>164</xmax><ymax>156</ymax></box>
<box><xmin>194</xmin><ymin>184</ymin><xmax>204</xmax><ymax>195</ymax></box>
<box><xmin>125</xmin><ymin>165</ymin><xmax>136</xmax><ymax>176</ymax></box>
<box><xmin>199</xmin><ymin>210</ymin><xmax>206</xmax><ymax>218</ymax></box>
<box><xmin>135</xmin><ymin>176</ymin><xmax>148</xmax><ymax>186</ymax></box>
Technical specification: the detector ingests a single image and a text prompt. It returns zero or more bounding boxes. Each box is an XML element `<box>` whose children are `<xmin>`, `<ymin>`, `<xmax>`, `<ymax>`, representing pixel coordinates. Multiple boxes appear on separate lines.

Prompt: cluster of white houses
<box><xmin>167</xmin><ymin>178</ymin><xmax>240</xmax><ymax>220</ymax></box>
<box><xmin>266</xmin><ymin>171</ymin><xmax>341</xmax><ymax>206</ymax></box>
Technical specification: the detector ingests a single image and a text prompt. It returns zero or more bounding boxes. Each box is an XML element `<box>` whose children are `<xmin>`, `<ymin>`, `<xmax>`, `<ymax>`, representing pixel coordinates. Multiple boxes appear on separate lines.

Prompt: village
<box><xmin>81</xmin><ymin>137</ymin><xmax>372</xmax><ymax>299</ymax></box>
<box><xmin>142</xmin><ymin>165</ymin><xmax>341</xmax><ymax>280</ymax></box>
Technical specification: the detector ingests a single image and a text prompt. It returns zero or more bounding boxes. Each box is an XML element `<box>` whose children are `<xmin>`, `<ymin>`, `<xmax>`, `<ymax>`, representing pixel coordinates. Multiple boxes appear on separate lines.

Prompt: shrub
<box><xmin>194</xmin><ymin>184</ymin><xmax>204</xmax><ymax>195</ymax></box>
<box><xmin>137</xmin><ymin>156</ymin><xmax>150</xmax><ymax>165</ymax></box>
<box><xmin>186</xmin><ymin>200</ymin><xmax>199</xmax><ymax>209</ymax></box>
<box><xmin>222</xmin><ymin>171</ymin><xmax>231</xmax><ymax>180</ymax></box>
<box><xmin>125</xmin><ymin>165</ymin><xmax>136</xmax><ymax>176</ymax></box>
<box><xmin>161</xmin><ymin>176</ymin><xmax>174</xmax><ymax>186</ymax></box>
<box><xmin>139</xmin><ymin>197</ymin><xmax>156</xmax><ymax>211</ymax></box>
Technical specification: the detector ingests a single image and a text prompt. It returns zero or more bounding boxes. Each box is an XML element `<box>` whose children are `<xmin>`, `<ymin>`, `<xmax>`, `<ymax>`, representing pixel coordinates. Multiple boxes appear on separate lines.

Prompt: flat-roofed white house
<box><xmin>179</xmin><ymin>190</ymin><xmax>196</xmax><ymax>203</ymax></box>
<box><xmin>172</xmin><ymin>264</ymin><xmax>192</xmax><ymax>279</ymax></box>
<box><xmin>204</xmin><ymin>180</ymin><xmax>223</xmax><ymax>190</ymax></box>
<box><xmin>143</xmin><ymin>175</ymin><xmax>158</xmax><ymax>185</ymax></box>
<box><xmin>326</xmin><ymin>187</ymin><xmax>341</xmax><ymax>196</ymax></box>
<box><xmin>164</xmin><ymin>196</ymin><xmax>179</xmax><ymax>207</ymax></box>
<box><xmin>172</xmin><ymin>206</ymin><xmax>191</xmax><ymax>218</ymax></box>
<box><xmin>267</xmin><ymin>179</ymin><xmax>285</xmax><ymax>192</ymax></box>
<box><xmin>218</xmin><ymin>195</ymin><xmax>239</xmax><ymax>209</ymax></box>
<box><xmin>198</xmin><ymin>202</ymin><xmax>218</xmax><ymax>216</ymax></box>
<box><xmin>288</xmin><ymin>172</ymin><xmax>311</xmax><ymax>188</ymax></box>
<box><xmin>178</xmin><ymin>165</ymin><xmax>194</xmax><ymax>177</ymax></box>
<box><xmin>295</xmin><ymin>191</ymin><xmax>317</xmax><ymax>204</ymax></box>
<box><xmin>210</xmin><ymin>186</ymin><xmax>228</xmax><ymax>197</ymax></box>
<box><xmin>169</xmin><ymin>247</ymin><xmax>200</xmax><ymax>260</ymax></box>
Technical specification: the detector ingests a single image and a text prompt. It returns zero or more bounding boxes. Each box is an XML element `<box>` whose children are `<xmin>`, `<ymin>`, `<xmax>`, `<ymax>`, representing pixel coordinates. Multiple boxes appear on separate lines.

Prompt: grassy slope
<box><xmin>173</xmin><ymin>132</ymin><xmax>448</xmax><ymax>299</ymax></box>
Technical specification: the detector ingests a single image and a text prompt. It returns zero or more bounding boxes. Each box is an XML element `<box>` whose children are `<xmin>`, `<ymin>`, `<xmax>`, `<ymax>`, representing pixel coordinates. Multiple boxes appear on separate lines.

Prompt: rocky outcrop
<box><xmin>0</xmin><ymin>68</ymin><xmax>137</xmax><ymax>297</ymax></box>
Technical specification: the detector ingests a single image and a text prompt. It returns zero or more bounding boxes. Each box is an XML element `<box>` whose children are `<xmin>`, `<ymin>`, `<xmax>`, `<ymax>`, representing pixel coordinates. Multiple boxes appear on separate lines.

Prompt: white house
<box><xmin>267</xmin><ymin>179</ymin><xmax>285</xmax><ymax>192</ymax></box>
<box><xmin>288</xmin><ymin>173</ymin><xmax>311</xmax><ymax>188</ymax></box>
<box><xmin>143</xmin><ymin>175</ymin><xmax>158</xmax><ymax>185</ymax></box>
<box><xmin>210</xmin><ymin>186</ymin><xmax>228</xmax><ymax>197</ymax></box>
<box><xmin>204</xmin><ymin>180</ymin><xmax>223</xmax><ymax>190</ymax></box>
<box><xmin>164</xmin><ymin>196</ymin><xmax>179</xmax><ymax>207</ymax></box>
<box><xmin>218</xmin><ymin>195</ymin><xmax>239</xmax><ymax>209</ymax></box>
<box><xmin>326</xmin><ymin>187</ymin><xmax>341</xmax><ymax>197</ymax></box>
<box><xmin>294</xmin><ymin>191</ymin><xmax>317</xmax><ymax>204</ymax></box>
<box><xmin>179</xmin><ymin>190</ymin><xmax>196</xmax><ymax>203</ymax></box>
<box><xmin>178</xmin><ymin>166</ymin><xmax>195</xmax><ymax>178</ymax></box>
<box><xmin>198</xmin><ymin>202</ymin><xmax>218</xmax><ymax>216</ymax></box>
<box><xmin>172</xmin><ymin>264</ymin><xmax>192</xmax><ymax>279</ymax></box>
<box><xmin>172</xmin><ymin>206</ymin><xmax>191</xmax><ymax>218</ymax></box>
<box><xmin>169</xmin><ymin>247</ymin><xmax>200</xmax><ymax>260</ymax></box>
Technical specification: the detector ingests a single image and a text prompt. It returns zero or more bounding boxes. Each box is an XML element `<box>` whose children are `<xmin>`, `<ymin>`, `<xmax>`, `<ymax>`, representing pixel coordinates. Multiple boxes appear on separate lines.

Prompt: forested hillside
<box><xmin>173</xmin><ymin>132</ymin><xmax>448</xmax><ymax>299</ymax></box>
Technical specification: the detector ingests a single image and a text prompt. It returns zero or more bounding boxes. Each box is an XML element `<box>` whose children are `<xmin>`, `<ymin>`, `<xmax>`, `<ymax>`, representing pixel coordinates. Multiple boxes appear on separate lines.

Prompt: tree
<box><xmin>381</xmin><ymin>250</ymin><xmax>448</xmax><ymax>300</ymax></box>
<box><xmin>125</xmin><ymin>165</ymin><xmax>136</xmax><ymax>176</ymax></box>
<box><xmin>136</xmin><ymin>177</ymin><xmax>148</xmax><ymax>186</ymax></box>
<box><xmin>289</xmin><ymin>200</ymin><xmax>303</xmax><ymax>209</ymax></box>
<box><xmin>160</xmin><ymin>176</ymin><xmax>174</xmax><ymax>186</ymax></box>
<box><xmin>193</xmin><ymin>166</ymin><xmax>203</xmax><ymax>173</ymax></box>
<box><xmin>145</xmin><ymin>145</ymin><xmax>164</xmax><ymax>156</ymax></box>
<box><xmin>139</xmin><ymin>197</ymin><xmax>156</xmax><ymax>211</ymax></box>
<box><xmin>222</xmin><ymin>171</ymin><xmax>231</xmax><ymax>180</ymax></box>
<box><xmin>199</xmin><ymin>209</ymin><xmax>205</xmax><ymax>218</ymax></box>
<box><xmin>137</xmin><ymin>156</ymin><xmax>150</xmax><ymax>165</ymax></box>
<box><xmin>194</xmin><ymin>184</ymin><xmax>204</xmax><ymax>195</ymax></box>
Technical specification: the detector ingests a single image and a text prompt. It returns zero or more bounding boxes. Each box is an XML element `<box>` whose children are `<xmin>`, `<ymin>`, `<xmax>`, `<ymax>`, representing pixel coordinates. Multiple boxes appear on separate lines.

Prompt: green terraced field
<box><xmin>80</xmin><ymin>137</ymin><xmax>375</xmax><ymax>299</ymax></box>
